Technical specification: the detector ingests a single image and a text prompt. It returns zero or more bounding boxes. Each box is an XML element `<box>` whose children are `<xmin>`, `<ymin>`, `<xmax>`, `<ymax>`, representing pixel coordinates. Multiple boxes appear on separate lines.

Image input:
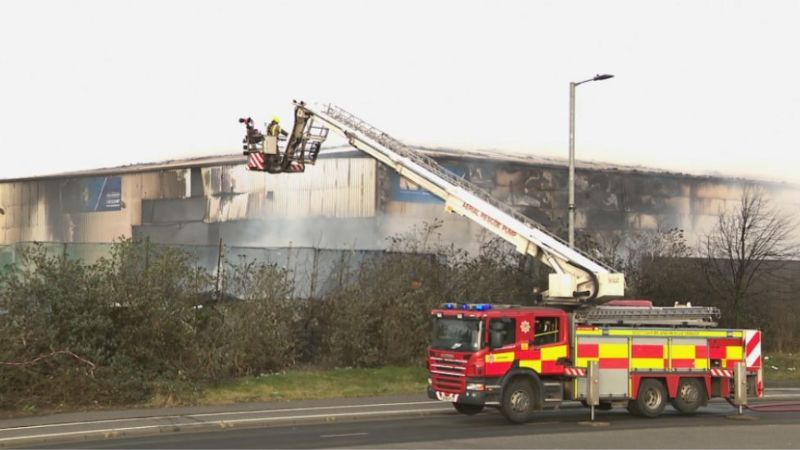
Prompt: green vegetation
<box><xmin>763</xmin><ymin>354</ymin><xmax>800</xmax><ymax>382</ymax></box>
<box><xmin>199</xmin><ymin>366</ymin><xmax>427</xmax><ymax>405</ymax></box>
<box><xmin>0</xmin><ymin>225</ymin><xmax>536</xmax><ymax>412</ymax></box>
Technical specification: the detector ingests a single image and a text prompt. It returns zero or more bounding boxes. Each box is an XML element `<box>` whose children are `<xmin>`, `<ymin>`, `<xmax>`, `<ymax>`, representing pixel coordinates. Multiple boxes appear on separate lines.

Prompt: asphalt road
<box><xmin>31</xmin><ymin>399</ymin><xmax>800</xmax><ymax>449</ymax></box>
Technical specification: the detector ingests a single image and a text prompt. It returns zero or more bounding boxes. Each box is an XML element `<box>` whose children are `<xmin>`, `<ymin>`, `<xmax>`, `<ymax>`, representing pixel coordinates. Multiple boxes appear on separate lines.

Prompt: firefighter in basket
<box><xmin>265</xmin><ymin>116</ymin><xmax>289</xmax><ymax>155</ymax></box>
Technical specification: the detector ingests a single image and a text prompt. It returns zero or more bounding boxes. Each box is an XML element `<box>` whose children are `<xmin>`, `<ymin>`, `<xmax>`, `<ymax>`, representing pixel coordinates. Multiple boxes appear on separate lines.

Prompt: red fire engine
<box><xmin>241</xmin><ymin>102</ymin><xmax>764</xmax><ymax>424</ymax></box>
<box><xmin>428</xmin><ymin>301</ymin><xmax>762</xmax><ymax>423</ymax></box>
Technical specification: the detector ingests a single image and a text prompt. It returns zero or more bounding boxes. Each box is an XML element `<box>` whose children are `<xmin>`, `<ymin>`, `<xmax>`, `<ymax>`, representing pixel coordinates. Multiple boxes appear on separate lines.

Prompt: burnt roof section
<box><xmin>0</xmin><ymin>144</ymin><xmax>791</xmax><ymax>187</ymax></box>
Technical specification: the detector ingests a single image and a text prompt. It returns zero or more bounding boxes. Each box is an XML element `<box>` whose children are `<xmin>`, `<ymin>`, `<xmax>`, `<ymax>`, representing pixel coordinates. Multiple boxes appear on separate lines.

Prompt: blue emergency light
<box><xmin>441</xmin><ymin>302</ymin><xmax>492</xmax><ymax>311</ymax></box>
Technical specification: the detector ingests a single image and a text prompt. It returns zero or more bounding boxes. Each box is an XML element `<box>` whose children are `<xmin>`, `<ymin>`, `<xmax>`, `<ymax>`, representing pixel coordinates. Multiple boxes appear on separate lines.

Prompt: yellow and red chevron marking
<box><xmin>669</xmin><ymin>343</ymin><xmax>709</xmax><ymax>370</ymax></box>
<box><xmin>631</xmin><ymin>343</ymin><xmax>665</xmax><ymax>370</ymax></box>
<box><xmin>578</xmin><ymin>340</ymin><xmax>713</xmax><ymax>371</ymax></box>
<box><xmin>519</xmin><ymin>344</ymin><xmax>568</xmax><ymax>373</ymax></box>
<box><xmin>709</xmin><ymin>338</ymin><xmax>744</xmax><ymax>369</ymax></box>
<box><xmin>484</xmin><ymin>344</ymin><xmax>568</xmax><ymax>376</ymax></box>
<box><xmin>576</xmin><ymin>343</ymin><xmax>628</xmax><ymax>368</ymax></box>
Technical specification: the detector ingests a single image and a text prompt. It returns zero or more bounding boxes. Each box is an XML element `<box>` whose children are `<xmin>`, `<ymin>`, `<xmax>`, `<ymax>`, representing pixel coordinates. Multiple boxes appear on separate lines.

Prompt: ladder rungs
<box><xmin>320</xmin><ymin>104</ymin><xmax>619</xmax><ymax>275</ymax></box>
<box><xmin>576</xmin><ymin>306</ymin><xmax>721</xmax><ymax>328</ymax></box>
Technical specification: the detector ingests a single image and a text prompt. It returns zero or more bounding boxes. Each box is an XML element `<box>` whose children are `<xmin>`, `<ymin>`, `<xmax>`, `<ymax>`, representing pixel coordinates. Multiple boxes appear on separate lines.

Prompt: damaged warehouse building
<box><xmin>1</xmin><ymin>147</ymin><xmax>798</xmax><ymax>297</ymax></box>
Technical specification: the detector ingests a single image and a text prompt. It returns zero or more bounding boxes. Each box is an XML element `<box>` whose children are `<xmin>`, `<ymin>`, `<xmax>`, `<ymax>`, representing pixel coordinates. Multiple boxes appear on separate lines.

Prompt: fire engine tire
<box><xmin>501</xmin><ymin>378</ymin><xmax>535</xmax><ymax>424</ymax></box>
<box><xmin>671</xmin><ymin>378</ymin><xmax>704</xmax><ymax>414</ymax></box>
<box><xmin>634</xmin><ymin>379</ymin><xmax>668</xmax><ymax>418</ymax></box>
<box><xmin>453</xmin><ymin>403</ymin><xmax>484</xmax><ymax>415</ymax></box>
<box><xmin>627</xmin><ymin>400</ymin><xmax>642</xmax><ymax>416</ymax></box>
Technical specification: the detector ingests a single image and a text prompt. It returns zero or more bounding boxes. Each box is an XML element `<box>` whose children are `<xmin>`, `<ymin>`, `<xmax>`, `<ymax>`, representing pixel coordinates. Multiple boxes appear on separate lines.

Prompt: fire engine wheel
<box><xmin>452</xmin><ymin>403</ymin><xmax>484</xmax><ymax>415</ymax></box>
<box><xmin>671</xmin><ymin>378</ymin><xmax>704</xmax><ymax>414</ymax></box>
<box><xmin>501</xmin><ymin>378</ymin><xmax>535</xmax><ymax>424</ymax></box>
<box><xmin>634</xmin><ymin>379</ymin><xmax>668</xmax><ymax>418</ymax></box>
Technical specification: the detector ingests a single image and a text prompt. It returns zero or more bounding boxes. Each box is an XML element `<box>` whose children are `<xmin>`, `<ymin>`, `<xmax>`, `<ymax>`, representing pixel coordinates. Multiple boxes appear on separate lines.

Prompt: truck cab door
<box><xmin>484</xmin><ymin>318</ymin><xmax>516</xmax><ymax>377</ymax></box>
<box><xmin>531</xmin><ymin>314</ymin><xmax>568</xmax><ymax>374</ymax></box>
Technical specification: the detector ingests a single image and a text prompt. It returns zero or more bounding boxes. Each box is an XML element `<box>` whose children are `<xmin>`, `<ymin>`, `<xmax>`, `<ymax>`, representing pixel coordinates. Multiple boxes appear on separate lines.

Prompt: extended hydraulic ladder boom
<box><xmin>277</xmin><ymin>102</ymin><xmax>625</xmax><ymax>304</ymax></box>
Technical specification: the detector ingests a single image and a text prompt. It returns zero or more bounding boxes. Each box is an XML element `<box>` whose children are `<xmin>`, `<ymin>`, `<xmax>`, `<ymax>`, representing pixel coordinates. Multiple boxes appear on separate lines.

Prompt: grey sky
<box><xmin>1</xmin><ymin>0</ymin><xmax>799</xmax><ymax>184</ymax></box>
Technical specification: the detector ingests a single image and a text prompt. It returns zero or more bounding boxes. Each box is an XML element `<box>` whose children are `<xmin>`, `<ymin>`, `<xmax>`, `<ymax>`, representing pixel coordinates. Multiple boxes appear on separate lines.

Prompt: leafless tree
<box><xmin>702</xmin><ymin>185</ymin><xmax>798</xmax><ymax>327</ymax></box>
<box><xmin>621</xmin><ymin>227</ymin><xmax>694</xmax><ymax>300</ymax></box>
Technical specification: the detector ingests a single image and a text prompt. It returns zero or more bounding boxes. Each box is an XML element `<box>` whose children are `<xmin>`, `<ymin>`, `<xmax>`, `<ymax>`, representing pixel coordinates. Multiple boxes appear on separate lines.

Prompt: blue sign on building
<box><xmin>390</xmin><ymin>164</ymin><xmax>466</xmax><ymax>203</ymax></box>
<box><xmin>68</xmin><ymin>176</ymin><xmax>122</xmax><ymax>212</ymax></box>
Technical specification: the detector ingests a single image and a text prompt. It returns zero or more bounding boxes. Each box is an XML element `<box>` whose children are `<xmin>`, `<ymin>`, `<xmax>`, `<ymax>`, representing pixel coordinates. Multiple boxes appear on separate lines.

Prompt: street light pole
<box><xmin>568</xmin><ymin>73</ymin><xmax>614</xmax><ymax>249</ymax></box>
<box><xmin>568</xmin><ymin>82</ymin><xmax>577</xmax><ymax>249</ymax></box>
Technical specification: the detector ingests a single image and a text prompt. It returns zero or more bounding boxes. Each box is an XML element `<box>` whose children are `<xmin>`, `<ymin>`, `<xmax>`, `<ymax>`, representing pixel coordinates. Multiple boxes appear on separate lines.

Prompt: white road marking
<box><xmin>0</xmin><ymin>425</ymin><xmax>168</xmax><ymax>443</ymax></box>
<box><xmin>3</xmin><ymin>389</ymin><xmax>800</xmax><ymax>444</ymax></box>
<box><xmin>320</xmin><ymin>432</ymin><xmax>368</xmax><ymax>438</ymax></box>
<box><xmin>0</xmin><ymin>408</ymin><xmax>451</xmax><ymax>444</ymax></box>
<box><xmin>0</xmin><ymin>401</ymin><xmax>442</xmax><ymax>432</ymax></box>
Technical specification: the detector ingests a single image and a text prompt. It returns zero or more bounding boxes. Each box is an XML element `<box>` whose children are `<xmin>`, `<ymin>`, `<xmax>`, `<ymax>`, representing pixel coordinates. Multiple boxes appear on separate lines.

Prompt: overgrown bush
<box><xmin>0</xmin><ymin>222</ymin><xmax>541</xmax><ymax>410</ymax></box>
<box><xmin>0</xmin><ymin>239</ymin><xmax>298</xmax><ymax>410</ymax></box>
<box><xmin>313</xmin><ymin>221</ymin><xmax>540</xmax><ymax>368</ymax></box>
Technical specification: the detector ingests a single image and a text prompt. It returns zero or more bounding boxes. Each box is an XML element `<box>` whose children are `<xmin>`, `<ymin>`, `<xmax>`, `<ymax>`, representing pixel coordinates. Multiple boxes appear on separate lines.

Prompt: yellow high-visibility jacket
<box><xmin>267</xmin><ymin>122</ymin><xmax>282</xmax><ymax>137</ymax></box>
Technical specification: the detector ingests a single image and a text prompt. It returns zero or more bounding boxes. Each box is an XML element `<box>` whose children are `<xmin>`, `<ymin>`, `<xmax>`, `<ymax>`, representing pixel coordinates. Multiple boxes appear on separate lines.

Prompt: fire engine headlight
<box><xmin>466</xmin><ymin>383</ymin><xmax>485</xmax><ymax>391</ymax></box>
<box><xmin>427</xmin><ymin>378</ymin><xmax>432</xmax><ymax>385</ymax></box>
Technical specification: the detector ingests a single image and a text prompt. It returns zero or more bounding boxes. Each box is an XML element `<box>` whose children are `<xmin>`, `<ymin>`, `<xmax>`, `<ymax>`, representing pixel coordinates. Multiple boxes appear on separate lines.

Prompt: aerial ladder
<box><xmin>239</xmin><ymin>102</ymin><xmax>724</xmax><ymax>324</ymax></box>
<box><xmin>241</xmin><ymin>101</ymin><xmax>628</xmax><ymax>305</ymax></box>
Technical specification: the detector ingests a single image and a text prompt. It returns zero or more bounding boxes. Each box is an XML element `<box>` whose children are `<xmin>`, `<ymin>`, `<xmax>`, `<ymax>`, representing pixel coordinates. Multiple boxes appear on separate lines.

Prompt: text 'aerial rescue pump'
<box><xmin>239</xmin><ymin>101</ymin><xmax>763</xmax><ymax>424</ymax></box>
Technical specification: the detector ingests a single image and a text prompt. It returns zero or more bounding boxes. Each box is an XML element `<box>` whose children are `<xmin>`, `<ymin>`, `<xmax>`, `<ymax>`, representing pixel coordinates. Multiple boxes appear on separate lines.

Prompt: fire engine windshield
<box><xmin>431</xmin><ymin>317</ymin><xmax>482</xmax><ymax>351</ymax></box>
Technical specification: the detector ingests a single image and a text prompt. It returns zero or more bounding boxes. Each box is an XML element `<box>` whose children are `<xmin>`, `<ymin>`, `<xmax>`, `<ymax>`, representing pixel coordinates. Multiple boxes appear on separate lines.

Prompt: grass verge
<box><xmin>763</xmin><ymin>353</ymin><xmax>800</xmax><ymax>382</ymax></box>
<box><xmin>52</xmin><ymin>356</ymin><xmax>800</xmax><ymax>411</ymax></box>
<box><xmin>197</xmin><ymin>366</ymin><xmax>429</xmax><ymax>405</ymax></box>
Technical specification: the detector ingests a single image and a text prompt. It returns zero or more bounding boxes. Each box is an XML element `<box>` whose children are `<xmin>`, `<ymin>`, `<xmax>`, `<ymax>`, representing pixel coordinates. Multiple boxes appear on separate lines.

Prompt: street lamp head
<box><xmin>593</xmin><ymin>74</ymin><xmax>614</xmax><ymax>81</ymax></box>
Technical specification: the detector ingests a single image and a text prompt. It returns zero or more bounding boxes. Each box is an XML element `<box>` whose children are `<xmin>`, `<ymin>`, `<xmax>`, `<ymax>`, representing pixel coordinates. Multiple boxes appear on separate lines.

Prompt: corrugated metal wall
<box><xmin>0</xmin><ymin>181</ymin><xmax>49</xmax><ymax>243</ymax></box>
<box><xmin>0</xmin><ymin>157</ymin><xmax>378</xmax><ymax>245</ymax></box>
<box><xmin>0</xmin><ymin>171</ymin><xmax>187</xmax><ymax>245</ymax></box>
<box><xmin>204</xmin><ymin>158</ymin><xmax>376</xmax><ymax>222</ymax></box>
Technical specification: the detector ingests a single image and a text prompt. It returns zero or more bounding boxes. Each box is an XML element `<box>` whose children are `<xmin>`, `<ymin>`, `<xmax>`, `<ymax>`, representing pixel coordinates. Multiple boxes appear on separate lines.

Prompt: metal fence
<box><xmin>0</xmin><ymin>241</ymin><xmax>385</xmax><ymax>299</ymax></box>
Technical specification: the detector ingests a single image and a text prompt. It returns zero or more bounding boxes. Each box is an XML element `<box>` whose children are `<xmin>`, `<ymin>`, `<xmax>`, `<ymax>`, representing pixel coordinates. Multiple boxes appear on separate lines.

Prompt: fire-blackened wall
<box><xmin>2</xmin><ymin>151</ymin><xmax>798</xmax><ymax>252</ymax></box>
<box><xmin>379</xmin><ymin>155</ymin><xmax>800</xmax><ymax>251</ymax></box>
